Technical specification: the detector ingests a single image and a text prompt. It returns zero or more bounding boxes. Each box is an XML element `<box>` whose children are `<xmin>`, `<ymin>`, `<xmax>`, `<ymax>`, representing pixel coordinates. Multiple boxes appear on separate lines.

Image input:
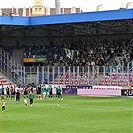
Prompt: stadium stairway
<box><xmin>12</xmin><ymin>49</ymin><xmax>23</xmax><ymax>65</ymax></box>
<box><xmin>0</xmin><ymin>47</ymin><xmax>23</xmax><ymax>86</ymax></box>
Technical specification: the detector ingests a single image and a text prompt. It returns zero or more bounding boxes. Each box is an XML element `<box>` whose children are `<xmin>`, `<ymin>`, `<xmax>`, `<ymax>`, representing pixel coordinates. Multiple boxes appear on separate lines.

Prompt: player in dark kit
<box><xmin>1</xmin><ymin>86</ymin><xmax>4</xmax><ymax>99</ymax></box>
<box><xmin>36</xmin><ymin>85</ymin><xmax>42</xmax><ymax>100</ymax></box>
<box><xmin>6</xmin><ymin>86</ymin><xmax>10</xmax><ymax>99</ymax></box>
<box><xmin>12</xmin><ymin>87</ymin><xmax>16</xmax><ymax>99</ymax></box>
<box><xmin>49</xmin><ymin>85</ymin><xmax>53</xmax><ymax>99</ymax></box>
<box><xmin>24</xmin><ymin>87</ymin><xmax>28</xmax><ymax>99</ymax></box>
<box><xmin>16</xmin><ymin>90</ymin><xmax>20</xmax><ymax>104</ymax></box>
<box><xmin>0</xmin><ymin>86</ymin><xmax>2</xmax><ymax>97</ymax></box>
<box><xmin>11</xmin><ymin>86</ymin><xmax>14</xmax><ymax>99</ymax></box>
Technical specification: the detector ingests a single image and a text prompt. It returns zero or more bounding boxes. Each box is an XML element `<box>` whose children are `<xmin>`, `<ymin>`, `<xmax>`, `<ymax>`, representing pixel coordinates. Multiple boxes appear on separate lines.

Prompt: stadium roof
<box><xmin>0</xmin><ymin>8</ymin><xmax>132</xmax><ymax>26</ymax></box>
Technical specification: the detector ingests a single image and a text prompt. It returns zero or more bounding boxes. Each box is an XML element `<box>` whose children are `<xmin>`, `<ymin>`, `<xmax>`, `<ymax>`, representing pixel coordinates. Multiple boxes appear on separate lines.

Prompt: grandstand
<box><xmin>0</xmin><ymin>8</ymin><xmax>133</xmax><ymax>87</ymax></box>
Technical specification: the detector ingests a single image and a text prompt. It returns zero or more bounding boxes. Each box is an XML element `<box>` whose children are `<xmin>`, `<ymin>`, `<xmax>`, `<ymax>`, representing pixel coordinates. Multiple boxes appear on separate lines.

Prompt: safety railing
<box><xmin>23</xmin><ymin>65</ymin><xmax>131</xmax><ymax>87</ymax></box>
<box><xmin>0</xmin><ymin>47</ymin><xmax>23</xmax><ymax>86</ymax></box>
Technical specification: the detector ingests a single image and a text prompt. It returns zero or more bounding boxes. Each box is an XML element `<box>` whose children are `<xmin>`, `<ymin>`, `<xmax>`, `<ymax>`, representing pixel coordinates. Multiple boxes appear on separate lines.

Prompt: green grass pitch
<box><xmin>0</xmin><ymin>95</ymin><xmax>133</xmax><ymax>133</ymax></box>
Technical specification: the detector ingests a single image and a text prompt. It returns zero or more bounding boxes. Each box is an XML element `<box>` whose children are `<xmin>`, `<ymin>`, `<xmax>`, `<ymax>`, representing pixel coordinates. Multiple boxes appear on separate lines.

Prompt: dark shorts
<box><xmin>38</xmin><ymin>91</ymin><xmax>41</xmax><ymax>94</ymax></box>
<box><xmin>30</xmin><ymin>99</ymin><xmax>33</xmax><ymax>104</ymax></box>
<box><xmin>16</xmin><ymin>97</ymin><xmax>20</xmax><ymax>101</ymax></box>
<box><xmin>49</xmin><ymin>91</ymin><xmax>52</xmax><ymax>95</ymax></box>
<box><xmin>24</xmin><ymin>92</ymin><xmax>28</xmax><ymax>95</ymax></box>
<box><xmin>2</xmin><ymin>106</ymin><xmax>5</xmax><ymax>111</ymax></box>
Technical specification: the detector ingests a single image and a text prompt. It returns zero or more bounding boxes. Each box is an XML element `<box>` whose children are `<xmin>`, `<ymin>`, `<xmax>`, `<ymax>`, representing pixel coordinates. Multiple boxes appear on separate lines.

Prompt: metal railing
<box><xmin>0</xmin><ymin>47</ymin><xmax>22</xmax><ymax>85</ymax></box>
<box><xmin>23</xmin><ymin>65</ymin><xmax>131</xmax><ymax>87</ymax></box>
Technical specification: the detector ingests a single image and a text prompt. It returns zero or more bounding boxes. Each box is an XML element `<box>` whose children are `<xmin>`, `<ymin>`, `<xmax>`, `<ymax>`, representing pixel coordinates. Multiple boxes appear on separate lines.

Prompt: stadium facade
<box><xmin>0</xmin><ymin>0</ymin><xmax>81</xmax><ymax>16</ymax></box>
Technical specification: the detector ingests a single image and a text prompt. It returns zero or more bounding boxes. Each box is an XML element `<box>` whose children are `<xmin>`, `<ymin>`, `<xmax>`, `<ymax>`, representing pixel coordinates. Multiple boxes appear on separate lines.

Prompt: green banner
<box><xmin>64</xmin><ymin>48</ymin><xmax>76</xmax><ymax>60</ymax></box>
<box><xmin>35</xmin><ymin>55</ymin><xmax>47</xmax><ymax>62</ymax></box>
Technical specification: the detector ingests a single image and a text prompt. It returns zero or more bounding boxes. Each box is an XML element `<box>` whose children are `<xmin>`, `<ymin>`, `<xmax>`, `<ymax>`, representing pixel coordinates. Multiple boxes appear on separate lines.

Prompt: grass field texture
<box><xmin>0</xmin><ymin>95</ymin><xmax>133</xmax><ymax>133</ymax></box>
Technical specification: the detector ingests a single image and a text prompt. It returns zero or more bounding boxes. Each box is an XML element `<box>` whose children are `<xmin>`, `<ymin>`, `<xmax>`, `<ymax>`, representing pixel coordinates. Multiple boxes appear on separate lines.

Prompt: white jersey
<box><xmin>2</xmin><ymin>101</ymin><xmax>5</xmax><ymax>107</ymax></box>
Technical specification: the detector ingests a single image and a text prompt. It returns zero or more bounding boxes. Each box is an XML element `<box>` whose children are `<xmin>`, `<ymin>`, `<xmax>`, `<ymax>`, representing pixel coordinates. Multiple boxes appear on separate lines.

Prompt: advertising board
<box><xmin>121</xmin><ymin>89</ymin><xmax>133</xmax><ymax>96</ymax></box>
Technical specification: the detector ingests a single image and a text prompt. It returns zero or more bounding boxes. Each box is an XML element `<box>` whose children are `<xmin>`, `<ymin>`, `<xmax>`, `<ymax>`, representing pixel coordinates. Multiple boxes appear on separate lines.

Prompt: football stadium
<box><xmin>0</xmin><ymin>0</ymin><xmax>133</xmax><ymax>133</ymax></box>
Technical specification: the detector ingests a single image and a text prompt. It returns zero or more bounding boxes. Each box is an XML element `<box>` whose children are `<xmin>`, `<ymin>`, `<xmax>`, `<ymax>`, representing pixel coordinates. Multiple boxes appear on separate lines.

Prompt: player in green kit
<box><xmin>28</xmin><ymin>90</ymin><xmax>34</xmax><ymax>107</ymax></box>
<box><xmin>42</xmin><ymin>84</ymin><xmax>47</xmax><ymax>99</ymax></box>
<box><xmin>57</xmin><ymin>86</ymin><xmax>63</xmax><ymax>100</ymax></box>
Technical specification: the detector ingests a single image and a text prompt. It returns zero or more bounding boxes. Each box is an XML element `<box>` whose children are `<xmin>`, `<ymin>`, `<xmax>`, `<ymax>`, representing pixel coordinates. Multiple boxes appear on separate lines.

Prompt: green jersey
<box><xmin>47</xmin><ymin>86</ymin><xmax>51</xmax><ymax>93</ymax></box>
<box><xmin>28</xmin><ymin>92</ymin><xmax>34</xmax><ymax>99</ymax></box>
<box><xmin>42</xmin><ymin>86</ymin><xmax>47</xmax><ymax>92</ymax></box>
<box><xmin>57</xmin><ymin>86</ymin><xmax>62</xmax><ymax>93</ymax></box>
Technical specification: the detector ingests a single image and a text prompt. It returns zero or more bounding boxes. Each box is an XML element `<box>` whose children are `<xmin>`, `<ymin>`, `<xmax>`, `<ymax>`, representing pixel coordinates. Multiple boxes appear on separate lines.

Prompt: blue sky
<box><xmin>0</xmin><ymin>0</ymin><xmax>132</xmax><ymax>12</ymax></box>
